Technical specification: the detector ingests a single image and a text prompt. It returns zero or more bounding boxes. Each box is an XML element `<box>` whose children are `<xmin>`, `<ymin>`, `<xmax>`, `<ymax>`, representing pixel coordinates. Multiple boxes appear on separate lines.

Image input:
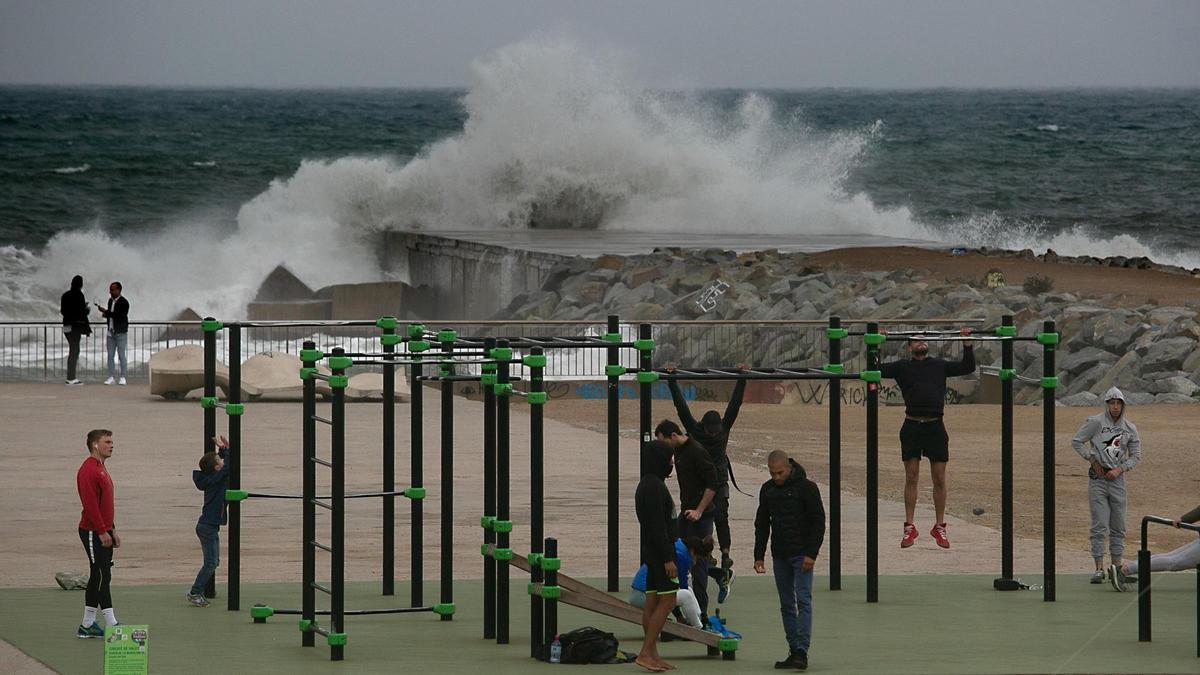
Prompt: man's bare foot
<box><xmin>655</xmin><ymin>658</ymin><xmax>677</xmax><ymax>670</ymax></box>
<box><xmin>634</xmin><ymin>656</ymin><xmax>666</xmax><ymax>672</ymax></box>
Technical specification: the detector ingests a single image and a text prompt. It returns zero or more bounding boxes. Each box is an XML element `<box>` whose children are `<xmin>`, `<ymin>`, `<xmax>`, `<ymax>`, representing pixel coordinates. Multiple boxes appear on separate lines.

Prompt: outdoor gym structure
<box><xmin>197</xmin><ymin>312</ymin><xmax>1063</xmax><ymax>662</ymax></box>
<box><xmin>1136</xmin><ymin>515</ymin><xmax>1200</xmax><ymax>656</ymax></box>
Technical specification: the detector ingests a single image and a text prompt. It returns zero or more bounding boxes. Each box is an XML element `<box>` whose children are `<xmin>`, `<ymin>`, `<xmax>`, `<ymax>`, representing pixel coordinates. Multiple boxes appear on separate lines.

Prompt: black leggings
<box><xmin>79</xmin><ymin>528</ymin><xmax>114</xmax><ymax>609</ymax></box>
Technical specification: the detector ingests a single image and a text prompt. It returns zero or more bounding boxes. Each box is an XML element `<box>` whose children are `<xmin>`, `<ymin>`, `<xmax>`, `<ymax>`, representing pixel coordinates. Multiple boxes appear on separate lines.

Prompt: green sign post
<box><xmin>103</xmin><ymin>624</ymin><xmax>149</xmax><ymax>674</ymax></box>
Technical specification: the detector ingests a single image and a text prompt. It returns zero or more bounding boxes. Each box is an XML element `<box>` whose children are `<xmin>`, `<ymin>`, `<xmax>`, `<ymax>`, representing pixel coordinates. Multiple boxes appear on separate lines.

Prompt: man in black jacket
<box><xmin>655</xmin><ymin>419</ymin><xmax>721</xmax><ymax>619</ymax></box>
<box><xmin>634</xmin><ymin>440</ymin><xmax>679</xmax><ymax>673</ymax></box>
<box><xmin>879</xmin><ymin>329</ymin><xmax>974</xmax><ymax>549</ymax></box>
<box><xmin>666</xmin><ymin>367</ymin><xmax>747</xmax><ymax>574</ymax></box>
<box><xmin>60</xmin><ymin>274</ymin><xmax>92</xmax><ymax>385</ymax></box>
<box><xmin>96</xmin><ymin>281</ymin><xmax>130</xmax><ymax>386</ymax></box>
<box><xmin>754</xmin><ymin>450</ymin><xmax>825</xmax><ymax>671</ymax></box>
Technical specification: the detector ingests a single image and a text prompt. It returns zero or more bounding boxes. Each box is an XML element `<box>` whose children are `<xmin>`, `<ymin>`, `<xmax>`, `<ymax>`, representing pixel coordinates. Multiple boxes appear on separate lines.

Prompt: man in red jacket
<box><xmin>76</xmin><ymin>429</ymin><xmax>121</xmax><ymax>638</ymax></box>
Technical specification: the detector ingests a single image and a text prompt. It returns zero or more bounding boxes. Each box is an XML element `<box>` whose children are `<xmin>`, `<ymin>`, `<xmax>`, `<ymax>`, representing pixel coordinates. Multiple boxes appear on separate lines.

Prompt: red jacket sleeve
<box><xmin>77</xmin><ymin>463</ymin><xmax>106</xmax><ymax>532</ymax></box>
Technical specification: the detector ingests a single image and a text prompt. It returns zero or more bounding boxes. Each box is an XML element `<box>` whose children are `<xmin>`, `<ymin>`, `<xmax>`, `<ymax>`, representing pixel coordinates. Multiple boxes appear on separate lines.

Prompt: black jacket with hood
<box><xmin>636</xmin><ymin>440</ymin><xmax>678</xmax><ymax>566</ymax></box>
<box><xmin>60</xmin><ymin>275</ymin><xmax>92</xmax><ymax>335</ymax></box>
<box><xmin>668</xmin><ymin>378</ymin><xmax>746</xmax><ymax>475</ymax></box>
<box><xmin>754</xmin><ymin>459</ymin><xmax>826</xmax><ymax>562</ymax></box>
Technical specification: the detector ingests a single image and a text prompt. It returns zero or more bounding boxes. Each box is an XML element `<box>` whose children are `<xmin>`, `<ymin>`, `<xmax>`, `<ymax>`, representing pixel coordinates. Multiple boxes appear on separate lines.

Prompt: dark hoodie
<box><xmin>667</xmin><ymin>378</ymin><xmax>746</xmax><ymax>473</ymax></box>
<box><xmin>635</xmin><ymin>440</ymin><xmax>678</xmax><ymax>566</ymax></box>
<box><xmin>60</xmin><ymin>275</ymin><xmax>91</xmax><ymax>334</ymax></box>
<box><xmin>193</xmin><ymin>447</ymin><xmax>230</xmax><ymax>527</ymax></box>
<box><xmin>754</xmin><ymin>459</ymin><xmax>826</xmax><ymax>562</ymax></box>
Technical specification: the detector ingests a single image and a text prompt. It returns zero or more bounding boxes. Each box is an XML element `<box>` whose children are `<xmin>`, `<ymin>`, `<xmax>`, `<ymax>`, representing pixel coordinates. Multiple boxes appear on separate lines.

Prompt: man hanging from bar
<box><xmin>879</xmin><ymin>328</ymin><xmax>975</xmax><ymax>550</ymax></box>
<box><xmin>665</xmin><ymin>362</ymin><xmax>747</xmax><ymax>598</ymax></box>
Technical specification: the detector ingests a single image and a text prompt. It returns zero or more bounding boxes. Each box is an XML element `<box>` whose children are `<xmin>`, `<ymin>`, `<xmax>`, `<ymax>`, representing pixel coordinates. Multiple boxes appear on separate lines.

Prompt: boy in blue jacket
<box><xmin>187</xmin><ymin>436</ymin><xmax>230</xmax><ymax>607</ymax></box>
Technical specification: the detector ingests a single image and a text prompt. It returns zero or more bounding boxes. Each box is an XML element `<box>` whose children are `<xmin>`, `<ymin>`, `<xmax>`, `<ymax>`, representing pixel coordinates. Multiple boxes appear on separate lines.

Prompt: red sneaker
<box><xmin>900</xmin><ymin>522</ymin><xmax>918</xmax><ymax>548</ymax></box>
<box><xmin>930</xmin><ymin>523</ymin><xmax>950</xmax><ymax>549</ymax></box>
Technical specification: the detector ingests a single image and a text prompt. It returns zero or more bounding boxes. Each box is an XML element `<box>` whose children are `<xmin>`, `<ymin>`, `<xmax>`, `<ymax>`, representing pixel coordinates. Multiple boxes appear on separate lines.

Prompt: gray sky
<box><xmin>1</xmin><ymin>0</ymin><xmax>1197</xmax><ymax>88</ymax></box>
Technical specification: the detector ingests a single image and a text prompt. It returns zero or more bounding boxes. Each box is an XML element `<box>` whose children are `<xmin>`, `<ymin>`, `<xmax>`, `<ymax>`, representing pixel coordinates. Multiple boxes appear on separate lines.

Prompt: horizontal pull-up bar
<box><xmin>349</xmin><ymin>358</ymin><xmax>521</xmax><ymax>367</ymax></box>
<box><xmin>657</xmin><ymin>367</ymin><xmax>863</xmax><ymax>381</ymax></box>
<box><xmin>1141</xmin><ymin>515</ymin><xmax>1200</xmax><ymax>540</ymax></box>
<box><xmin>272</xmin><ymin>606</ymin><xmax>436</xmax><ymax>616</ymax></box>
<box><xmin>245</xmin><ymin>490</ymin><xmax>422</xmax><ymax>501</ymax></box>
<box><xmin>879</xmin><ymin>335</ymin><xmax>1036</xmax><ymax>342</ymax></box>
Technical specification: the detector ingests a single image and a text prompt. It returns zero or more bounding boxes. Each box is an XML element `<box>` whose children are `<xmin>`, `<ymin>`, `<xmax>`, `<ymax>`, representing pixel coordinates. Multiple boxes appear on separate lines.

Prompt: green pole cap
<box><xmin>437</xmin><ymin>329</ymin><xmax>458</xmax><ymax>343</ymax></box>
<box><xmin>480</xmin><ymin>373</ymin><xmax>497</xmax><ymax>386</ymax></box>
<box><xmin>494</xmin><ymin>548</ymin><xmax>514</xmax><ymax>561</ymax></box>
<box><xmin>327</xmin><ymin>375</ymin><xmax>349</xmax><ymax>389</ymax></box>
<box><xmin>860</xmin><ymin>370</ymin><xmax>882</xmax><ymax>383</ymax></box>
<box><xmin>403</xmin><ymin>487</ymin><xmax>426</xmax><ymax>500</ymax></box>
<box><xmin>863</xmin><ymin>333</ymin><xmax>886</xmax><ymax>346</ymax></box>
<box><xmin>633</xmin><ymin>338</ymin><xmax>655</xmax><ymax>351</ymax></box>
<box><xmin>225</xmin><ymin>403</ymin><xmax>245</xmax><ymax>416</ymax></box>
<box><xmin>826</xmin><ymin>327</ymin><xmax>849</xmax><ymax>340</ymax></box>
<box><xmin>998</xmin><ymin>368</ymin><xmax>1016</xmax><ymax>381</ymax></box>
<box><xmin>1041</xmin><ymin>376</ymin><xmax>1059</xmax><ymax>389</ymax></box>
<box><xmin>522</xmin><ymin>354</ymin><xmax>547</xmax><ymax>368</ymax></box>
<box><xmin>493</xmin><ymin>519</ymin><xmax>513</xmax><ymax>533</ymax></box>
<box><xmin>718</xmin><ymin>637</ymin><xmax>740</xmax><ymax>651</ymax></box>
<box><xmin>823</xmin><ymin>363</ymin><xmax>845</xmax><ymax>374</ymax></box>
<box><xmin>527</xmin><ymin>391</ymin><xmax>548</xmax><ymax>405</ymax></box>
<box><xmin>380</xmin><ymin>334</ymin><xmax>403</xmax><ymax>346</ymax></box>
<box><xmin>481</xmin><ymin>543</ymin><xmax>490</xmax><ymax>557</ymax></box>
<box><xmin>602</xmin><ymin>332</ymin><xmax>622</xmax><ymax>343</ymax></box>
<box><xmin>299</xmin><ymin>348</ymin><xmax>325</xmax><ymax>362</ymax></box>
<box><xmin>251</xmin><ymin>605</ymin><xmax>274</xmax><ymax>619</ymax></box>
<box><xmin>297</xmin><ymin>619</ymin><xmax>311</xmax><ymax>632</ymax></box>
<box><xmin>489</xmin><ymin>347</ymin><xmax>513</xmax><ymax>360</ymax></box>
<box><xmin>299</xmin><ymin>367</ymin><xmax>318</xmax><ymax>380</ymax></box>
<box><xmin>432</xmin><ymin>603</ymin><xmax>456</xmax><ymax>616</ymax></box>
<box><xmin>994</xmin><ymin>325</ymin><xmax>1017</xmax><ymax>337</ymax></box>
<box><xmin>494</xmin><ymin>383</ymin><xmax>513</xmax><ymax>396</ymax></box>
<box><xmin>528</xmin><ymin>552</ymin><xmax>544</xmax><ymax>568</ymax></box>
<box><xmin>636</xmin><ymin>371</ymin><xmax>659</xmax><ymax>384</ymax></box>
<box><xmin>199</xmin><ymin>396</ymin><xmax>219</xmax><ymax>409</ymax></box>
<box><xmin>539</xmin><ymin>556</ymin><xmax>561</xmax><ymax>572</ymax></box>
<box><xmin>1037</xmin><ymin>332</ymin><xmax>1060</xmax><ymax>345</ymax></box>
<box><xmin>407</xmin><ymin>323</ymin><xmax>426</xmax><ymax>338</ymax></box>
<box><xmin>605</xmin><ymin>365</ymin><xmax>627</xmax><ymax>377</ymax></box>
<box><xmin>201</xmin><ymin>319</ymin><xmax>224</xmax><ymax>333</ymax></box>
<box><xmin>225</xmin><ymin>489</ymin><xmax>249</xmax><ymax>502</ymax></box>
<box><xmin>539</xmin><ymin>585</ymin><xmax>562</xmax><ymax>600</ymax></box>
<box><xmin>480</xmin><ymin>516</ymin><xmax>496</xmax><ymax>530</ymax></box>
<box><xmin>376</xmin><ymin>316</ymin><xmax>398</xmax><ymax>330</ymax></box>
<box><xmin>408</xmin><ymin>340</ymin><xmax>431</xmax><ymax>353</ymax></box>
<box><xmin>326</xmin><ymin>355</ymin><xmax>353</xmax><ymax>371</ymax></box>
<box><xmin>326</xmin><ymin>632</ymin><xmax>347</xmax><ymax>647</ymax></box>
<box><xmin>480</xmin><ymin>363</ymin><xmax>497</xmax><ymax>373</ymax></box>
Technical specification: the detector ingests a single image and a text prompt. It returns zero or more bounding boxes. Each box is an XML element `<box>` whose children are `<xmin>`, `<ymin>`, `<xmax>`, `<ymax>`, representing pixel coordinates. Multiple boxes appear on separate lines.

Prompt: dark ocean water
<box><xmin>1</xmin><ymin>77</ymin><xmax>1197</xmax><ymax>319</ymax></box>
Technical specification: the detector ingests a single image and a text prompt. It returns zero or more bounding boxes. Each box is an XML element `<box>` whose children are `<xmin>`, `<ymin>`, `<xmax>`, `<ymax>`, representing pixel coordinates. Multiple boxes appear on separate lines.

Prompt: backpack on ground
<box><xmin>558</xmin><ymin>626</ymin><xmax>619</xmax><ymax>664</ymax></box>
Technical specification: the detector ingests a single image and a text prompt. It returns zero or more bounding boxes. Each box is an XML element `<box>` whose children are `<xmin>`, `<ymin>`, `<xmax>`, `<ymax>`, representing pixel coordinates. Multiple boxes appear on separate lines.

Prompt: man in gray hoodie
<box><xmin>1071</xmin><ymin>387</ymin><xmax>1141</xmax><ymax>584</ymax></box>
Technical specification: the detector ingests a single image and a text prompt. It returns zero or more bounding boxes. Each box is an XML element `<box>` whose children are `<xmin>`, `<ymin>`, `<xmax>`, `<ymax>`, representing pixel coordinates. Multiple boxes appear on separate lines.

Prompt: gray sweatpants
<box><xmin>1127</xmin><ymin>537</ymin><xmax>1200</xmax><ymax>576</ymax></box>
<box><xmin>1089</xmin><ymin>472</ymin><xmax>1127</xmax><ymax>560</ymax></box>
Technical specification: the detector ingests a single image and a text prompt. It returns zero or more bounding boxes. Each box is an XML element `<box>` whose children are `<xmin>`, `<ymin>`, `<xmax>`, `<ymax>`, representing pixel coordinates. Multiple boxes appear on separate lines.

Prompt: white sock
<box><xmin>82</xmin><ymin>606</ymin><xmax>97</xmax><ymax>626</ymax></box>
<box><xmin>102</xmin><ymin>608</ymin><xmax>118</xmax><ymax>626</ymax></box>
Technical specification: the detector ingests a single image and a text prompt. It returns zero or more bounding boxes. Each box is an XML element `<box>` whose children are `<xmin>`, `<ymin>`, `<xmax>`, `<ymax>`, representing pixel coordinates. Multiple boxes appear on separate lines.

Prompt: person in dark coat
<box><xmin>754</xmin><ymin>450</ymin><xmax>825</xmax><ymax>671</ymax></box>
<box><xmin>59</xmin><ymin>275</ymin><xmax>92</xmax><ymax>385</ymax></box>
<box><xmin>96</xmin><ymin>281</ymin><xmax>130</xmax><ymax>385</ymax></box>
<box><xmin>634</xmin><ymin>439</ymin><xmax>679</xmax><ymax>673</ymax></box>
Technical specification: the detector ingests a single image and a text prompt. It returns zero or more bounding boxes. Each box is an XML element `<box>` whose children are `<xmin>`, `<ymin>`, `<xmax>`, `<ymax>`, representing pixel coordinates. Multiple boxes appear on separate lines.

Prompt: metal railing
<box><xmin>0</xmin><ymin>318</ymin><xmax>981</xmax><ymax>383</ymax></box>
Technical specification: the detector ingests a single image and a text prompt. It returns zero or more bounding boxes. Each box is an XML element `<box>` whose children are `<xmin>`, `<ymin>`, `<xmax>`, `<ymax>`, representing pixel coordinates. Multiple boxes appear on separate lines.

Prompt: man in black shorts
<box><xmin>880</xmin><ymin>328</ymin><xmax>975</xmax><ymax>549</ymax></box>
<box><xmin>634</xmin><ymin>439</ymin><xmax>680</xmax><ymax>672</ymax></box>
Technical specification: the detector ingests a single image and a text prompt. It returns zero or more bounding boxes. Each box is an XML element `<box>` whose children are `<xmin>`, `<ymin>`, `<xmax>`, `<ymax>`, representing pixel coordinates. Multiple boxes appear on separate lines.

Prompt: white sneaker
<box><xmin>104</xmin><ymin>377</ymin><xmax>115</xmax><ymax>385</ymax></box>
<box><xmin>66</xmin><ymin>379</ymin><xmax>84</xmax><ymax>386</ymax></box>
<box><xmin>118</xmin><ymin>377</ymin><xmax>127</xmax><ymax>385</ymax></box>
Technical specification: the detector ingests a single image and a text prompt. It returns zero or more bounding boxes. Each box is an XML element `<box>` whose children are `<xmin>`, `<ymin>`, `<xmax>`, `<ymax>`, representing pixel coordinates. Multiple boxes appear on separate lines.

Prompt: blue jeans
<box><xmin>772</xmin><ymin>555</ymin><xmax>814</xmax><ymax>653</ymax></box>
<box><xmin>106</xmin><ymin>332</ymin><xmax>127</xmax><ymax>378</ymax></box>
<box><xmin>677</xmin><ymin>512</ymin><xmax>715</xmax><ymax>615</ymax></box>
<box><xmin>190</xmin><ymin>523</ymin><xmax>220</xmax><ymax>595</ymax></box>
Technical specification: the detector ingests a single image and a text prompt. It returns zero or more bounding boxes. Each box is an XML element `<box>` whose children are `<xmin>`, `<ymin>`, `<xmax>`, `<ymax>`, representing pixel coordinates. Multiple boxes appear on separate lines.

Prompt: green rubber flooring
<box><xmin>3</xmin><ymin>574</ymin><xmax>1197</xmax><ymax>673</ymax></box>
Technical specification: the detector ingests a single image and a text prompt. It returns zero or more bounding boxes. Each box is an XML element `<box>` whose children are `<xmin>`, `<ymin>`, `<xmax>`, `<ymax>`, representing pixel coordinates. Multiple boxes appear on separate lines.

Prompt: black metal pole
<box><xmin>1139</xmin><ymin>519</ymin><xmax>1151</xmax><ymax>642</ymax></box>
<box><xmin>301</xmin><ymin>341</ymin><xmax>317</xmax><ymax>648</ymax></box>
<box><xmin>606</xmin><ymin>314</ymin><xmax>620</xmax><ymax>593</ymax></box>
<box><xmin>827</xmin><ymin>315</ymin><xmax>843</xmax><ymax>591</ymax></box>
<box><xmin>202</xmin><ymin>318</ymin><xmax>217</xmax><ymax>599</ymax></box>
<box><xmin>544</xmin><ymin>537</ymin><xmax>559</xmax><ymax>652</ymax></box>
<box><xmin>227</xmin><ymin>323</ymin><xmax>241</xmax><ymax>611</ymax></box>
<box><xmin>529</xmin><ymin>347</ymin><xmax>545</xmax><ymax>659</ymax></box>
<box><xmin>497</xmin><ymin>339</ymin><xmax>511</xmax><ymax>644</ymax></box>
<box><xmin>1001</xmin><ymin>314</ymin><xmax>1014</xmax><ymax>582</ymax></box>
<box><xmin>409</xmin><ymin>340</ymin><xmax>424</xmax><ymax>608</ymax></box>
<box><xmin>866</xmin><ymin>322</ymin><xmax>880</xmax><ymax>604</ymax></box>
<box><xmin>639</xmin><ymin>323</ymin><xmax>652</xmax><ymax>456</ymax></box>
<box><xmin>483</xmin><ymin>338</ymin><xmax>497</xmax><ymax>640</ymax></box>
<box><xmin>440</xmin><ymin>334</ymin><xmax>454</xmax><ymax>622</ymax></box>
<box><xmin>330</xmin><ymin>347</ymin><xmax>346</xmax><ymax>661</ymax></box>
<box><xmin>1043</xmin><ymin>320</ymin><xmax>1057</xmax><ymax>602</ymax></box>
<box><xmin>381</xmin><ymin>318</ymin><xmax>396</xmax><ymax>596</ymax></box>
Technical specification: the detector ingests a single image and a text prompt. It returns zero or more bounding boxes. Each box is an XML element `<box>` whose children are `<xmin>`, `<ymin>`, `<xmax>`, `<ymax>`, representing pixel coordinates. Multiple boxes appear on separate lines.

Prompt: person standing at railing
<box><xmin>96</xmin><ymin>281</ymin><xmax>130</xmax><ymax>386</ymax></box>
<box><xmin>60</xmin><ymin>274</ymin><xmax>92</xmax><ymax>385</ymax></box>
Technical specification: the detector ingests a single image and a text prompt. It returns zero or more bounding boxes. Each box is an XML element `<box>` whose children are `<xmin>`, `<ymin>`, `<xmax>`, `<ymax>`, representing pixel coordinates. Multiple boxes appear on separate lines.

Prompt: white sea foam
<box><xmin>51</xmin><ymin>164</ymin><xmax>91</xmax><ymax>174</ymax></box>
<box><xmin>192</xmin><ymin>161</ymin><xmax>217</xmax><ymax>167</ymax></box>
<box><xmin>4</xmin><ymin>36</ymin><xmax>1194</xmax><ymax>322</ymax></box>
<box><xmin>1036</xmin><ymin>124</ymin><xmax>1060</xmax><ymax>132</ymax></box>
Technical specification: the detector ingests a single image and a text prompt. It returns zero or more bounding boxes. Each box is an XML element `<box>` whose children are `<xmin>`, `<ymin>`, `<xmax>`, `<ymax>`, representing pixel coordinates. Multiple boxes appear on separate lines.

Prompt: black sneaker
<box><xmin>775</xmin><ymin>649</ymin><xmax>807</xmax><ymax>669</ymax></box>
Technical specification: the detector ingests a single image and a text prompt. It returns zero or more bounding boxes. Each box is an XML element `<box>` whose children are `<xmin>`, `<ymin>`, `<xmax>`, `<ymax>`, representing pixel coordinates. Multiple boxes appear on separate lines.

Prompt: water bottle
<box><xmin>549</xmin><ymin>635</ymin><xmax>562</xmax><ymax>663</ymax></box>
